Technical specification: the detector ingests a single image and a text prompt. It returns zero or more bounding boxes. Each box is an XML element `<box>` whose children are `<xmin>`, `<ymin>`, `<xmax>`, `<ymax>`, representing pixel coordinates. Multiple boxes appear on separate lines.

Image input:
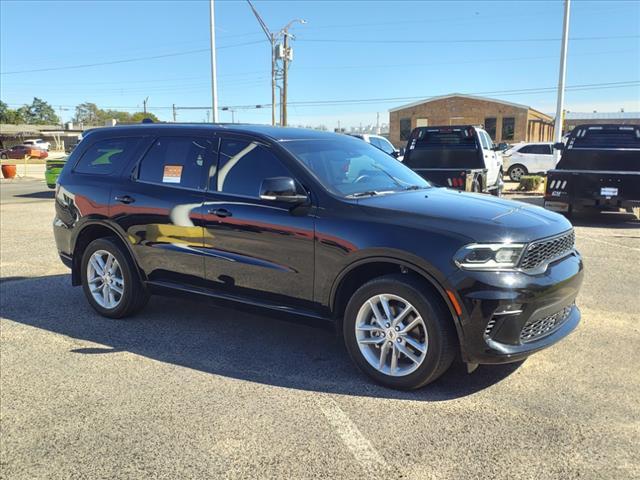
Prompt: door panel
<box><xmin>110</xmin><ymin>135</ymin><xmax>217</xmax><ymax>285</ymax></box>
<box><xmin>200</xmin><ymin>137</ymin><xmax>315</xmax><ymax>307</ymax></box>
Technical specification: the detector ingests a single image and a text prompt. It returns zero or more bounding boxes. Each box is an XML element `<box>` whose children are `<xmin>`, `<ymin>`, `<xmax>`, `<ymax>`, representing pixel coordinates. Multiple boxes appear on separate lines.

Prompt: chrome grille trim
<box><xmin>519</xmin><ymin>230</ymin><xmax>575</xmax><ymax>271</ymax></box>
<box><xmin>520</xmin><ymin>304</ymin><xmax>574</xmax><ymax>343</ymax></box>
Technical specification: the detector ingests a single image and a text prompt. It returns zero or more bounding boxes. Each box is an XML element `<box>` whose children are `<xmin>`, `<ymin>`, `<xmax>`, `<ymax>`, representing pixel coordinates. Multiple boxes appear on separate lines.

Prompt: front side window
<box><xmin>137</xmin><ymin>136</ymin><xmax>215</xmax><ymax>190</ymax></box>
<box><xmin>284</xmin><ymin>136</ymin><xmax>429</xmax><ymax>197</ymax></box>
<box><xmin>75</xmin><ymin>137</ymin><xmax>143</xmax><ymax>175</ymax></box>
<box><xmin>215</xmin><ymin>139</ymin><xmax>292</xmax><ymax>197</ymax></box>
<box><xmin>400</xmin><ymin>118</ymin><xmax>412</xmax><ymax>141</ymax></box>
<box><xmin>502</xmin><ymin>117</ymin><xmax>515</xmax><ymax>141</ymax></box>
<box><xmin>376</xmin><ymin>137</ymin><xmax>396</xmax><ymax>154</ymax></box>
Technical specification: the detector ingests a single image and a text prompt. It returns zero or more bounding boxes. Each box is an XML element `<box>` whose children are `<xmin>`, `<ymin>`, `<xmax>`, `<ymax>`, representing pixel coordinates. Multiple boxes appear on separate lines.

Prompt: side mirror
<box><xmin>391</xmin><ymin>150</ymin><xmax>400</xmax><ymax>158</ymax></box>
<box><xmin>260</xmin><ymin>177</ymin><xmax>308</xmax><ymax>204</ymax></box>
<box><xmin>553</xmin><ymin>142</ymin><xmax>564</xmax><ymax>151</ymax></box>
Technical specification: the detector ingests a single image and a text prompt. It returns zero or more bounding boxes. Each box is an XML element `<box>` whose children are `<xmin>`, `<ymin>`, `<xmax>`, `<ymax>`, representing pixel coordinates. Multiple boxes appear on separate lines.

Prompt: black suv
<box><xmin>54</xmin><ymin>124</ymin><xmax>583</xmax><ymax>390</ymax></box>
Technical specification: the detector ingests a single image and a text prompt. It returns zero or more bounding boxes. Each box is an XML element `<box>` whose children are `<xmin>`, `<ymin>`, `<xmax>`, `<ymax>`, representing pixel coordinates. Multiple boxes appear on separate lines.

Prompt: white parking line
<box><xmin>315</xmin><ymin>394</ymin><xmax>390</xmax><ymax>476</ymax></box>
<box><xmin>580</xmin><ymin>236</ymin><xmax>640</xmax><ymax>252</ymax></box>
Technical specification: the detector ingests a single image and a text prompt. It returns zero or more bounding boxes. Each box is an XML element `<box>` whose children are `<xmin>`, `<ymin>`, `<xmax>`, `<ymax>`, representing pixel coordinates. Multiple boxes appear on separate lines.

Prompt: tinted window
<box><xmin>485</xmin><ymin>118</ymin><xmax>497</xmax><ymax>139</ymax></box>
<box><xmin>405</xmin><ymin>127</ymin><xmax>482</xmax><ymax>169</ymax></box>
<box><xmin>478</xmin><ymin>131</ymin><xmax>490</xmax><ymax>149</ymax></box>
<box><xmin>138</xmin><ymin>136</ymin><xmax>215</xmax><ymax>190</ymax></box>
<box><xmin>284</xmin><ymin>136</ymin><xmax>429</xmax><ymax>197</ymax></box>
<box><xmin>558</xmin><ymin>126</ymin><xmax>640</xmax><ymax>171</ymax></box>
<box><xmin>216</xmin><ymin>139</ymin><xmax>291</xmax><ymax>197</ymax></box>
<box><xmin>502</xmin><ymin>117</ymin><xmax>515</xmax><ymax>141</ymax></box>
<box><xmin>75</xmin><ymin>137</ymin><xmax>142</xmax><ymax>175</ymax></box>
<box><xmin>400</xmin><ymin>118</ymin><xmax>412</xmax><ymax>141</ymax></box>
<box><xmin>519</xmin><ymin>144</ymin><xmax>551</xmax><ymax>154</ymax></box>
<box><xmin>368</xmin><ymin>137</ymin><xmax>382</xmax><ymax>148</ymax></box>
<box><xmin>413</xmin><ymin>127</ymin><xmax>477</xmax><ymax>148</ymax></box>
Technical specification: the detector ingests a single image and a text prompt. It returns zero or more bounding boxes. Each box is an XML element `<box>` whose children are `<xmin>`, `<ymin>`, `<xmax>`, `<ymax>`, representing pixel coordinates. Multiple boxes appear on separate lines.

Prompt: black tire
<box><xmin>0</xmin><ymin>153</ymin><xmax>7</xmax><ymax>159</ymax></box>
<box><xmin>81</xmin><ymin>237</ymin><xmax>149</xmax><ymax>319</ymax></box>
<box><xmin>508</xmin><ymin>164</ymin><xmax>528</xmax><ymax>182</ymax></box>
<box><xmin>343</xmin><ymin>274</ymin><xmax>457</xmax><ymax>390</ymax></box>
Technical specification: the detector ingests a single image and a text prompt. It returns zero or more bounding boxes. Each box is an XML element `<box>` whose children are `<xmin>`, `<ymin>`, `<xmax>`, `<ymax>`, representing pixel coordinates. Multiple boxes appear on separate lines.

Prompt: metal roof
<box><xmin>388</xmin><ymin>93</ymin><xmax>532</xmax><ymax>113</ymax></box>
<box><xmin>564</xmin><ymin>112</ymin><xmax>640</xmax><ymax>120</ymax></box>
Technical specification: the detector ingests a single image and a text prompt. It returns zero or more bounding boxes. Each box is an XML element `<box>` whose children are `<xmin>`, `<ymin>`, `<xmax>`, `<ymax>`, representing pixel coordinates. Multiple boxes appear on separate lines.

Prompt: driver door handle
<box><xmin>114</xmin><ymin>195</ymin><xmax>135</xmax><ymax>204</ymax></box>
<box><xmin>208</xmin><ymin>208</ymin><xmax>232</xmax><ymax>218</ymax></box>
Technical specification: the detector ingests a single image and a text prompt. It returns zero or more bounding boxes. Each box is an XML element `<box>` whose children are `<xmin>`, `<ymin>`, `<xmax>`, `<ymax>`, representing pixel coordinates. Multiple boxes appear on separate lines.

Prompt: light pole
<box><xmin>209</xmin><ymin>0</ymin><xmax>219</xmax><ymax>123</ymax></box>
<box><xmin>554</xmin><ymin>0</ymin><xmax>571</xmax><ymax>158</ymax></box>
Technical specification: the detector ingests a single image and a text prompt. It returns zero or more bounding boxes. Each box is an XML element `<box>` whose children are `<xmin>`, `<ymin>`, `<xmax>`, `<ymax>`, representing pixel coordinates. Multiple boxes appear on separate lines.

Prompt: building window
<box><xmin>502</xmin><ymin>117</ymin><xmax>515</xmax><ymax>141</ymax></box>
<box><xmin>400</xmin><ymin>118</ymin><xmax>412</xmax><ymax>141</ymax></box>
<box><xmin>484</xmin><ymin>118</ymin><xmax>497</xmax><ymax>139</ymax></box>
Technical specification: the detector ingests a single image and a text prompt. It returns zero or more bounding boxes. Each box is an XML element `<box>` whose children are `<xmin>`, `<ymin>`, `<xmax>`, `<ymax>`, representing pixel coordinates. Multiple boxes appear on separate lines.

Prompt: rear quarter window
<box><xmin>74</xmin><ymin>137</ymin><xmax>143</xmax><ymax>175</ymax></box>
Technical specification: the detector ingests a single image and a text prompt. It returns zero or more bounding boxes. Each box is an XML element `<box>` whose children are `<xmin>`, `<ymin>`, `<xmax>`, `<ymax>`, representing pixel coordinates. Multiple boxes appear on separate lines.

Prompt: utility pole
<box><xmin>282</xmin><ymin>32</ymin><xmax>290</xmax><ymax>127</ymax></box>
<box><xmin>172</xmin><ymin>104</ymin><xmax>177</xmax><ymax>122</ymax></box>
<box><xmin>554</xmin><ymin>0</ymin><xmax>571</xmax><ymax>159</ymax></box>
<box><xmin>376</xmin><ymin>112</ymin><xmax>380</xmax><ymax>134</ymax></box>
<box><xmin>246</xmin><ymin>1</ymin><xmax>305</xmax><ymax>127</ymax></box>
<box><xmin>143</xmin><ymin>97</ymin><xmax>149</xmax><ymax>114</ymax></box>
<box><xmin>209</xmin><ymin>0</ymin><xmax>219</xmax><ymax>122</ymax></box>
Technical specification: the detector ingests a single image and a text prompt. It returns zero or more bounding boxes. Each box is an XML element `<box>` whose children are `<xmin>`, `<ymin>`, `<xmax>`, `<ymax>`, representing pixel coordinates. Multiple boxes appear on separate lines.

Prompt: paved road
<box><xmin>0</xmin><ymin>178</ymin><xmax>54</xmax><ymax>204</ymax></box>
<box><xmin>1</xmin><ymin>193</ymin><xmax>638</xmax><ymax>479</ymax></box>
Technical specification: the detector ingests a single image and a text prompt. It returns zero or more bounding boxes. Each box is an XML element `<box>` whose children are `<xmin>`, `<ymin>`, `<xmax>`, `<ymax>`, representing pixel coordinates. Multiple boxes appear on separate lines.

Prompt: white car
<box><xmin>349</xmin><ymin>134</ymin><xmax>404</xmax><ymax>161</ymax></box>
<box><xmin>23</xmin><ymin>139</ymin><xmax>50</xmax><ymax>151</ymax></box>
<box><xmin>503</xmin><ymin>142</ymin><xmax>555</xmax><ymax>181</ymax></box>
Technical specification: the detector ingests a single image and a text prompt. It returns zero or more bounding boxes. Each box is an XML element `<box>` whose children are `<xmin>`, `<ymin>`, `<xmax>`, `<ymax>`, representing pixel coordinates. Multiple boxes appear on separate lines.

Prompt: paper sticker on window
<box><xmin>163</xmin><ymin>165</ymin><xmax>183</xmax><ymax>183</ymax></box>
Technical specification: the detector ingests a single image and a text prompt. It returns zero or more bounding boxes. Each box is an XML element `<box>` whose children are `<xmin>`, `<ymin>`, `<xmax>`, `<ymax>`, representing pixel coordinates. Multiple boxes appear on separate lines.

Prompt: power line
<box><xmin>296</xmin><ymin>34</ymin><xmax>640</xmax><ymax>45</ymax></box>
<box><xmin>8</xmin><ymin>80</ymin><xmax>636</xmax><ymax>112</ymax></box>
<box><xmin>0</xmin><ymin>40</ymin><xmax>265</xmax><ymax>75</ymax></box>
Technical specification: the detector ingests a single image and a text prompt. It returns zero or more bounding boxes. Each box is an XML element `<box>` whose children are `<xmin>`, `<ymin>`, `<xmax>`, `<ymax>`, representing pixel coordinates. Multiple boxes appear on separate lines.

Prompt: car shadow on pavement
<box><xmin>13</xmin><ymin>190</ymin><xmax>55</xmax><ymax>199</ymax></box>
<box><xmin>1</xmin><ymin>274</ymin><xmax>522</xmax><ymax>402</ymax></box>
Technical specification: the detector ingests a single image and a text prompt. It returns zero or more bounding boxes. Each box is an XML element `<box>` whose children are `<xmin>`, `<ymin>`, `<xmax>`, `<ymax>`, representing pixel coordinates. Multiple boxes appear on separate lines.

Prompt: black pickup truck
<box><xmin>544</xmin><ymin>124</ymin><xmax>640</xmax><ymax>219</ymax></box>
<box><xmin>403</xmin><ymin>125</ymin><xmax>503</xmax><ymax>196</ymax></box>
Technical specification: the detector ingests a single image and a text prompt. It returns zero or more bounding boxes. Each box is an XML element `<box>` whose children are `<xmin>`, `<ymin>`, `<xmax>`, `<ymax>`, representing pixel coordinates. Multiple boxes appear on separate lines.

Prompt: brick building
<box><xmin>388</xmin><ymin>93</ymin><xmax>554</xmax><ymax>147</ymax></box>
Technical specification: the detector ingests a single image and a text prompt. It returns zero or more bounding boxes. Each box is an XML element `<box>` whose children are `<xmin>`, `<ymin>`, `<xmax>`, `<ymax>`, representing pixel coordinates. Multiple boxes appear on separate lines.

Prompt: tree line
<box><xmin>0</xmin><ymin>98</ymin><xmax>158</xmax><ymax>125</ymax></box>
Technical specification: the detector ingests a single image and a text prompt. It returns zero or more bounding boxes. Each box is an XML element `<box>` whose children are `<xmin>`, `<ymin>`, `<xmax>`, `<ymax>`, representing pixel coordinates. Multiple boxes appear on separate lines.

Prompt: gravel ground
<box><xmin>1</xmin><ymin>183</ymin><xmax>639</xmax><ymax>479</ymax></box>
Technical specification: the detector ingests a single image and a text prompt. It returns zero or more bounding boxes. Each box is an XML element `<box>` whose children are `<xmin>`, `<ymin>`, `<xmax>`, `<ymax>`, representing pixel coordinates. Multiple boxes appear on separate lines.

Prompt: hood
<box><xmin>356</xmin><ymin>187</ymin><xmax>572</xmax><ymax>243</ymax></box>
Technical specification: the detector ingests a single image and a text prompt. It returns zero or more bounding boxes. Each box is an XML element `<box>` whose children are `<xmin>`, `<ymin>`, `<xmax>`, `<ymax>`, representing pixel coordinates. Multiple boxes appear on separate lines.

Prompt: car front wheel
<box><xmin>81</xmin><ymin>237</ymin><xmax>149</xmax><ymax>318</ymax></box>
<box><xmin>343</xmin><ymin>274</ymin><xmax>457</xmax><ymax>390</ymax></box>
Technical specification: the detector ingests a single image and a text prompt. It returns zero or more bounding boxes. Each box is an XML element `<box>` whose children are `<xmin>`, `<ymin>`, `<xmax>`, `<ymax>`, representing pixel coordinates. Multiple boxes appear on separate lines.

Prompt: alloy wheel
<box><xmin>355</xmin><ymin>294</ymin><xmax>428</xmax><ymax>376</ymax></box>
<box><xmin>87</xmin><ymin>250</ymin><xmax>124</xmax><ymax>309</ymax></box>
<box><xmin>510</xmin><ymin>167</ymin><xmax>525</xmax><ymax>181</ymax></box>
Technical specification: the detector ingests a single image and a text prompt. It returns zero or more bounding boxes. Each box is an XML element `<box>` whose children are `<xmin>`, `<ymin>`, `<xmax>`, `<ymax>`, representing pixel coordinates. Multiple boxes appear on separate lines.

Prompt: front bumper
<box><xmin>447</xmin><ymin>251</ymin><xmax>583</xmax><ymax>364</ymax></box>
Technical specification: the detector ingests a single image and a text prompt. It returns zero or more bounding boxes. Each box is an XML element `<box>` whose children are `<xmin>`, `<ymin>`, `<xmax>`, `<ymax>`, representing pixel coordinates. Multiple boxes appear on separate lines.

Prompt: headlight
<box><xmin>454</xmin><ymin>243</ymin><xmax>525</xmax><ymax>270</ymax></box>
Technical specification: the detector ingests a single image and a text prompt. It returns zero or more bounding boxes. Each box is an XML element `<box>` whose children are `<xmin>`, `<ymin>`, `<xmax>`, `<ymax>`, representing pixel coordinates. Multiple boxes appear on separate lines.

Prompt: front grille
<box><xmin>520</xmin><ymin>304</ymin><xmax>573</xmax><ymax>343</ymax></box>
<box><xmin>519</xmin><ymin>230</ymin><xmax>575</xmax><ymax>271</ymax></box>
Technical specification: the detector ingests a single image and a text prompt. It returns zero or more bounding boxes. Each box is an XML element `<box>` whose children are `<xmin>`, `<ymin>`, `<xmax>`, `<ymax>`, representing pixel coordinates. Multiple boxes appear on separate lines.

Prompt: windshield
<box><xmin>283</xmin><ymin>136</ymin><xmax>430</xmax><ymax>197</ymax></box>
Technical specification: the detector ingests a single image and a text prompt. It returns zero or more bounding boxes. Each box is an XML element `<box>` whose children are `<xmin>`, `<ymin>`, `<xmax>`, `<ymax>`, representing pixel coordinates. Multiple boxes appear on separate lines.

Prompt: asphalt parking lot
<box><xmin>1</xmin><ymin>178</ymin><xmax>639</xmax><ymax>479</ymax></box>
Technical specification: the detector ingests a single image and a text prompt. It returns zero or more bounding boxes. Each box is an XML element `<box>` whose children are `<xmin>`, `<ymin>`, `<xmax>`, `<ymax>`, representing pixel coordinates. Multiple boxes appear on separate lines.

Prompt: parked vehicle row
<box><xmin>53</xmin><ymin>124</ymin><xmax>582</xmax><ymax>390</ymax></box>
<box><xmin>545</xmin><ymin>124</ymin><xmax>640</xmax><ymax>220</ymax></box>
<box><xmin>402</xmin><ymin>125</ymin><xmax>504</xmax><ymax>196</ymax></box>
<box><xmin>0</xmin><ymin>144</ymin><xmax>48</xmax><ymax>159</ymax></box>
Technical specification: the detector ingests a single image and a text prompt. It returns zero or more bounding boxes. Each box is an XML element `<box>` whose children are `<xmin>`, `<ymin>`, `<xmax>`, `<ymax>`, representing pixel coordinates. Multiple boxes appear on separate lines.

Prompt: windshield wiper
<box><xmin>403</xmin><ymin>185</ymin><xmax>428</xmax><ymax>191</ymax></box>
<box><xmin>347</xmin><ymin>190</ymin><xmax>380</xmax><ymax>198</ymax></box>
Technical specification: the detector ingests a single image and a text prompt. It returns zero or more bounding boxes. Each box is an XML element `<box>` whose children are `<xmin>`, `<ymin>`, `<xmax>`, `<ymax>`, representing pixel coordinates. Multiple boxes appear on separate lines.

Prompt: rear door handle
<box><xmin>114</xmin><ymin>195</ymin><xmax>135</xmax><ymax>204</ymax></box>
<box><xmin>208</xmin><ymin>208</ymin><xmax>232</xmax><ymax>218</ymax></box>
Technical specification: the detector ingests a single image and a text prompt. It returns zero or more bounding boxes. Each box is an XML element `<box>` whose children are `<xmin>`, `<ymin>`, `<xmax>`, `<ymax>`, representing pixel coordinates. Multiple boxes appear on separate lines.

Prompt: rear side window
<box><xmin>413</xmin><ymin>127</ymin><xmax>478</xmax><ymax>148</ymax></box>
<box><xmin>215</xmin><ymin>139</ymin><xmax>291</xmax><ymax>197</ymax></box>
<box><xmin>137</xmin><ymin>136</ymin><xmax>215</xmax><ymax>190</ymax></box>
<box><xmin>519</xmin><ymin>144</ymin><xmax>551</xmax><ymax>154</ymax></box>
<box><xmin>74</xmin><ymin>137</ymin><xmax>142</xmax><ymax>175</ymax></box>
<box><xmin>571</xmin><ymin>126</ymin><xmax>640</xmax><ymax>149</ymax></box>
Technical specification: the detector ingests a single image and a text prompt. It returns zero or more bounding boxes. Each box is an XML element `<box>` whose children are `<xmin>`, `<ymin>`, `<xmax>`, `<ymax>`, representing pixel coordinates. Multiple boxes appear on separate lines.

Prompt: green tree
<box><xmin>130</xmin><ymin>111</ymin><xmax>159</xmax><ymax>123</ymax></box>
<box><xmin>0</xmin><ymin>100</ymin><xmax>25</xmax><ymax>124</ymax></box>
<box><xmin>73</xmin><ymin>102</ymin><xmax>102</xmax><ymax>125</ymax></box>
<box><xmin>17</xmin><ymin>97</ymin><xmax>59</xmax><ymax>124</ymax></box>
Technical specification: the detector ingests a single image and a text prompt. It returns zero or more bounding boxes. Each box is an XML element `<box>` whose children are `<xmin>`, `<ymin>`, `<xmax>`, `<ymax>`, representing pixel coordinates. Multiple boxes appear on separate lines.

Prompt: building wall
<box><xmin>389</xmin><ymin>97</ymin><xmax>553</xmax><ymax>147</ymax></box>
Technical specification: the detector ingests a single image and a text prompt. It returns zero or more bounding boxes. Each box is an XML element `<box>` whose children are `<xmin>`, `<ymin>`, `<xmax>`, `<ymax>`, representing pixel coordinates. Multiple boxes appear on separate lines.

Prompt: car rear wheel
<box><xmin>81</xmin><ymin>237</ymin><xmax>149</xmax><ymax>319</ymax></box>
<box><xmin>343</xmin><ymin>274</ymin><xmax>457</xmax><ymax>390</ymax></box>
<box><xmin>0</xmin><ymin>153</ymin><xmax>7</xmax><ymax>159</ymax></box>
<box><xmin>508</xmin><ymin>164</ymin><xmax>527</xmax><ymax>181</ymax></box>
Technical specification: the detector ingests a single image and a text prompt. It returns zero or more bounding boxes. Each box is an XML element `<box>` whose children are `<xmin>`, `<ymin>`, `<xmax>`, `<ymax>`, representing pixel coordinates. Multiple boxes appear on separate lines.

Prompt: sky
<box><xmin>1</xmin><ymin>0</ymin><xmax>639</xmax><ymax>128</ymax></box>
